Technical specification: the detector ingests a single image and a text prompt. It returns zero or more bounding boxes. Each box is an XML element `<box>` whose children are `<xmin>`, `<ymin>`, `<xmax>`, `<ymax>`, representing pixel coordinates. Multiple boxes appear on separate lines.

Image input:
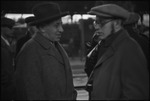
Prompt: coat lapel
<box><xmin>55</xmin><ymin>42</ymin><xmax>70</xmax><ymax>67</ymax></box>
<box><xmin>94</xmin><ymin>47</ymin><xmax>114</xmax><ymax>69</ymax></box>
<box><xmin>47</xmin><ymin>45</ymin><xmax>64</xmax><ymax>64</ymax></box>
<box><xmin>55</xmin><ymin>42</ymin><xmax>74</xmax><ymax>96</ymax></box>
<box><xmin>87</xmin><ymin>46</ymin><xmax>115</xmax><ymax>87</ymax></box>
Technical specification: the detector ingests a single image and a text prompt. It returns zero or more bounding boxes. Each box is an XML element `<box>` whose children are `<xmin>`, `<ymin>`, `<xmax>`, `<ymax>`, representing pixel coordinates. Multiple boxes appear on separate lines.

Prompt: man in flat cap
<box><xmin>85</xmin><ymin>4</ymin><xmax>149</xmax><ymax>100</ymax></box>
<box><xmin>1</xmin><ymin>17</ymin><xmax>16</xmax><ymax>100</ymax></box>
<box><xmin>16</xmin><ymin>16</ymin><xmax>38</xmax><ymax>55</ymax></box>
<box><xmin>14</xmin><ymin>2</ymin><xmax>77</xmax><ymax>100</ymax></box>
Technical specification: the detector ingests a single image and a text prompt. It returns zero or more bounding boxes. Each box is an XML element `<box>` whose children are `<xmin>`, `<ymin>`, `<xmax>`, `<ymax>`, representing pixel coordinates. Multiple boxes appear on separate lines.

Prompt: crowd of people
<box><xmin>1</xmin><ymin>1</ymin><xmax>149</xmax><ymax>100</ymax></box>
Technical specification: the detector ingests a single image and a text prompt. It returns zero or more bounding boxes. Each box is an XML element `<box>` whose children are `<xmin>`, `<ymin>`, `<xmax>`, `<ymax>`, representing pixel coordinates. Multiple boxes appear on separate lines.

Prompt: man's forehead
<box><xmin>52</xmin><ymin>19</ymin><xmax>62</xmax><ymax>24</ymax></box>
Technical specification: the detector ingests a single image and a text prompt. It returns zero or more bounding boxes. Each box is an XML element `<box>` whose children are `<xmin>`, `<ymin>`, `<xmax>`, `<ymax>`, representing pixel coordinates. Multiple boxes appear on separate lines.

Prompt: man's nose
<box><xmin>59</xmin><ymin>25</ymin><xmax>64</xmax><ymax>32</ymax></box>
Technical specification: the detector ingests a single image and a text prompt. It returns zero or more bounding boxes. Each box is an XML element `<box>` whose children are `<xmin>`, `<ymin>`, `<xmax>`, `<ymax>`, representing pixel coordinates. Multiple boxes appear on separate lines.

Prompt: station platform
<box><xmin>70</xmin><ymin>57</ymin><xmax>89</xmax><ymax>100</ymax></box>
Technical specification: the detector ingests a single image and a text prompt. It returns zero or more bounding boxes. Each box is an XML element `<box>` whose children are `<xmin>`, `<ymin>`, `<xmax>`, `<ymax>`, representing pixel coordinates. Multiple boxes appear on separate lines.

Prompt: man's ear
<box><xmin>113</xmin><ymin>20</ymin><xmax>122</xmax><ymax>32</ymax></box>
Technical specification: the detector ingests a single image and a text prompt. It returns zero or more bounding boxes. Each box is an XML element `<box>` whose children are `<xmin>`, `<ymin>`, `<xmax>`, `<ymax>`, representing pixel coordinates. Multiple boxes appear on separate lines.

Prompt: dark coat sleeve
<box><xmin>1</xmin><ymin>45</ymin><xmax>15</xmax><ymax>100</ymax></box>
<box><xmin>15</xmin><ymin>46</ymin><xmax>45</xmax><ymax>100</ymax></box>
<box><xmin>120</xmin><ymin>41</ymin><xmax>149</xmax><ymax>100</ymax></box>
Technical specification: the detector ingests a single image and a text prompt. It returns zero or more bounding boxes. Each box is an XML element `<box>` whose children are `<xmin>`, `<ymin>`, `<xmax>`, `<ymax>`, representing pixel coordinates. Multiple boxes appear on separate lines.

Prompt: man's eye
<box><xmin>54</xmin><ymin>23</ymin><xmax>59</xmax><ymax>27</ymax></box>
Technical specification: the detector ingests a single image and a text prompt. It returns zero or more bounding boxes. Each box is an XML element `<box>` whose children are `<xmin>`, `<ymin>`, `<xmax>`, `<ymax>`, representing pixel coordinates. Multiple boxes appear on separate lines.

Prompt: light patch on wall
<box><xmin>5</xmin><ymin>13</ymin><xmax>22</xmax><ymax>21</ymax></box>
<box><xmin>143</xmin><ymin>14</ymin><xmax>149</xmax><ymax>27</ymax></box>
<box><xmin>5</xmin><ymin>13</ymin><xmax>96</xmax><ymax>25</ymax></box>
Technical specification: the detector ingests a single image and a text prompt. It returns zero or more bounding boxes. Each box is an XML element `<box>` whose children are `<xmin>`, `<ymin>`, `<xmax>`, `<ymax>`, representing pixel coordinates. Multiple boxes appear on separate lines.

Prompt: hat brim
<box><xmin>25</xmin><ymin>16</ymin><xmax>35</xmax><ymax>24</ymax></box>
<box><xmin>1</xmin><ymin>17</ymin><xmax>15</xmax><ymax>27</ymax></box>
<box><xmin>88</xmin><ymin>10</ymin><xmax>127</xmax><ymax>20</ymax></box>
<box><xmin>88</xmin><ymin>11</ymin><xmax>113</xmax><ymax>18</ymax></box>
<box><xmin>29</xmin><ymin>12</ymin><xmax>69</xmax><ymax>26</ymax></box>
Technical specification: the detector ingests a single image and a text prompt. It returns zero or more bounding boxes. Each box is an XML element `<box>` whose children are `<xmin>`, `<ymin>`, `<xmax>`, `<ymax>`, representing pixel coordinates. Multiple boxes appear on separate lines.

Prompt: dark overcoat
<box><xmin>1</xmin><ymin>37</ymin><xmax>15</xmax><ymax>100</ymax></box>
<box><xmin>14</xmin><ymin>32</ymin><xmax>77</xmax><ymax>100</ymax></box>
<box><xmin>16</xmin><ymin>31</ymin><xmax>31</xmax><ymax>55</ymax></box>
<box><xmin>88</xmin><ymin>29</ymin><xmax>149</xmax><ymax>100</ymax></box>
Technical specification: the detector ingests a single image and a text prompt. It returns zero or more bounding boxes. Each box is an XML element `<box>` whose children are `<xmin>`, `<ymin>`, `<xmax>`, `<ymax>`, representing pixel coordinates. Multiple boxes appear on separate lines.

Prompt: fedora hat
<box><xmin>1</xmin><ymin>17</ymin><xmax>15</xmax><ymax>28</ymax></box>
<box><xmin>29</xmin><ymin>2</ymin><xmax>69</xmax><ymax>26</ymax></box>
<box><xmin>88</xmin><ymin>4</ymin><xmax>130</xmax><ymax>20</ymax></box>
<box><xmin>25</xmin><ymin>16</ymin><xmax>35</xmax><ymax>24</ymax></box>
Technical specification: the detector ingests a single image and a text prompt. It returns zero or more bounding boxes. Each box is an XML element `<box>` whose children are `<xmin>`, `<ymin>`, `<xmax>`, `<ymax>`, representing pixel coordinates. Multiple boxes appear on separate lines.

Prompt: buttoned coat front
<box><xmin>88</xmin><ymin>29</ymin><xmax>149</xmax><ymax>100</ymax></box>
<box><xmin>14</xmin><ymin>32</ymin><xmax>76</xmax><ymax>100</ymax></box>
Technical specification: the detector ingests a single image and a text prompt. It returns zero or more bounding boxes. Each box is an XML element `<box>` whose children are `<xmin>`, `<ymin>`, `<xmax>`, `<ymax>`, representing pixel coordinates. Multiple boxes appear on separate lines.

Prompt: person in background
<box><xmin>86</xmin><ymin>4</ymin><xmax>149</xmax><ymax>100</ymax></box>
<box><xmin>85</xmin><ymin>31</ymin><xmax>102</xmax><ymax>77</ymax></box>
<box><xmin>14</xmin><ymin>2</ymin><xmax>77</xmax><ymax>100</ymax></box>
<box><xmin>84</xmin><ymin>31</ymin><xmax>102</xmax><ymax>100</ymax></box>
<box><xmin>124</xmin><ymin>12</ymin><xmax>149</xmax><ymax>71</ymax></box>
<box><xmin>1</xmin><ymin>17</ymin><xmax>16</xmax><ymax>100</ymax></box>
<box><xmin>1</xmin><ymin>10</ymin><xmax>6</xmax><ymax>17</ymax></box>
<box><xmin>16</xmin><ymin>16</ymin><xmax>38</xmax><ymax>55</ymax></box>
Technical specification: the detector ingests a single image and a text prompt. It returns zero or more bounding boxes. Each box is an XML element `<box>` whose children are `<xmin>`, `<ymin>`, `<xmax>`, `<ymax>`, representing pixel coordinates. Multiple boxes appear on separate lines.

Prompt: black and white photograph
<box><xmin>1</xmin><ymin>0</ymin><xmax>149</xmax><ymax>100</ymax></box>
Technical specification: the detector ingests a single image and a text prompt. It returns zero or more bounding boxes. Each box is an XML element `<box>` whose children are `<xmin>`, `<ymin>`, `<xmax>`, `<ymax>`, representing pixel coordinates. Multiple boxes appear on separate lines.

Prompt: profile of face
<box><xmin>40</xmin><ymin>19</ymin><xmax>63</xmax><ymax>42</ymax></box>
<box><xmin>93</xmin><ymin>16</ymin><xmax>116</xmax><ymax>40</ymax></box>
<box><xmin>2</xmin><ymin>27</ymin><xmax>14</xmax><ymax>38</ymax></box>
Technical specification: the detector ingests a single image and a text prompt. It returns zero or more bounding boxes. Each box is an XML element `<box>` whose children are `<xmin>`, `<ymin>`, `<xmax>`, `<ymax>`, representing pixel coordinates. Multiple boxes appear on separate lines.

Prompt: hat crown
<box><xmin>30</xmin><ymin>2</ymin><xmax>68</xmax><ymax>26</ymax></box>
<box><xmin>33</xmin><ymin>2</ymin><xmax>61</xmax><ymax>20</ymax></box>
<box><xmin>88</xmin><ymin>4</ymin><xmax>130</xmax><ymax>20</ymax></box>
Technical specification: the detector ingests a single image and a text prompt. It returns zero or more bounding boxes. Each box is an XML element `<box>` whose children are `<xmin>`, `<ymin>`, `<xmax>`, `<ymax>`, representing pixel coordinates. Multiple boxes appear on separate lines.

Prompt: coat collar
<box><xmin>94</xmin><ymin>28</ymin><xmax>130</xmax><ymax>68</ymax></box>
<box><xmin>33</xmin><ymin>32</ymin><xmax>54</xmax><ymax>49</ymax></box>
<box><xmin>33</xmin><ymin>32</ymin><xmax>64</xmax><ymax>64</ymax></box>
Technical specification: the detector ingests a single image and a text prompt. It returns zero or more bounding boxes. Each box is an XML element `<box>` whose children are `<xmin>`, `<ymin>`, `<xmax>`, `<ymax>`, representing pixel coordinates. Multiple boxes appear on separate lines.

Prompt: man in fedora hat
<box><xmin>16</xmin><ymin>16</ymin><xmax>38</xmax><ymax>55</ymax></box>
<box><xmin>14</xmin><ymin>2</ymin><xmax>77</xmax><ymax>100</ymax></box>
<box><xmin>1</xmin><ymin>17</ymin><xmax>16</xmax><ymax>100</ymax></box>
<box><xmin>85</xmin><ymin>4</ymin><xmax>149</xmax><ymax>100</ymax></box>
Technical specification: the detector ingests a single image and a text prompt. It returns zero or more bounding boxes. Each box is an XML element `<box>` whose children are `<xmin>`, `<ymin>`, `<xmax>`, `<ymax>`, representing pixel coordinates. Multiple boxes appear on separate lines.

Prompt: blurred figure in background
<box><xmin>14</xmin><ymin>2</ymin><xmax>77</xmax><ymax>100</ymax></box>
<box><xmin>1</xmin><ymin>10</ymin><xmax>6</xmax><ymax>17</ymax></box>
<box><xmin>86</xmin><ymin>4</ymin><xmax>149</xmax><ymax>100</ymax></box>
<box><xmin>85</xmin><ymin>31</ymin><xmax>101</xmax><ymax>77</ymax></box>
<box><xmin>124</xmin><ymin>12</ymin><xmax>149</xmax><ymax>71</ymax></box>
<box><xmin>1</xmin><ymin>17</ymin><xmax>16</xmax><ymax>100</ymax></box>
<box><xmin>84</xmin><ymin>31</ymin><xmax>102</xmax><ymax>100</ymax></box>
<box><xmin>16</xmin><ymin>16</ymin><xmax>38</xmax><ymax>55</ymax></box>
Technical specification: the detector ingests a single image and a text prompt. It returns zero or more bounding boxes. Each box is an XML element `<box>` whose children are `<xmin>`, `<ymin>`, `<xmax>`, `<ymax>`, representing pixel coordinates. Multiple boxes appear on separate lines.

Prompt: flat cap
<box><xmin>88</xmin><ymin>4</ymin><xmax>130</xmax><ymax>20</ymax></box>
<box><xmin>1</xmin><ymin>17</ymin><xmax>15</xmax><ymax>28</ymax></box>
